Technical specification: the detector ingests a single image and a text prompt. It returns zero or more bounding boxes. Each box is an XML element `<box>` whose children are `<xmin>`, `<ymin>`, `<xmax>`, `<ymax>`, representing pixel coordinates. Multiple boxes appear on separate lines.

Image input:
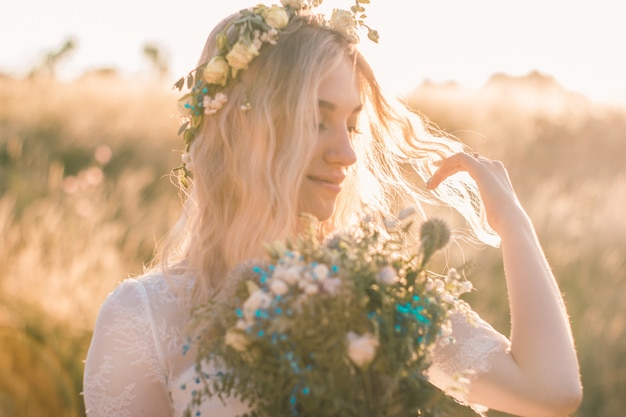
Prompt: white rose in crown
<box><xmin>346</xmin><ymin>331</ymin><xmax>379</xmax><ymax>368</ymax></box>
<box><xmin>203</xmin><ymin>93</ymin><xmax>228</xmax><ymax>115</ymax></box>
<box><xmin>226</xmin><ymin>40</ymin><xmax>260</xmax><ymax>75</ymax></box>
<box><xmin>263</xmin><ymin>5</ymin><xmax>290</xmax><ymax>29</ymax></box>
<box><xmin>202</xmin><ymin>56</ymin><xmax>229</xmax><ymax>86</ymax></box>
<box><xmin>181</xmin><ymin>153</ymin><xmax>194</xmax><ymax>173</ymax></box>
<box><xmin>280</xmin><ymin>0</ymin><xmax>305</xmax><ymax>8</ymax></box>
<box><xmin>329</xmin><ymin>9</ymin><xmax>355</xmax><ymax>35</ymax></box>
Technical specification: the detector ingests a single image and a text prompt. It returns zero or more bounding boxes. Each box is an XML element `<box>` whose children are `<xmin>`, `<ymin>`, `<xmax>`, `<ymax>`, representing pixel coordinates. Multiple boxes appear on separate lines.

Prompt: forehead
<box><xmin>317</xmin><ymin>58</ymin><xmax>361</xmax><ymax>109</ymax></box>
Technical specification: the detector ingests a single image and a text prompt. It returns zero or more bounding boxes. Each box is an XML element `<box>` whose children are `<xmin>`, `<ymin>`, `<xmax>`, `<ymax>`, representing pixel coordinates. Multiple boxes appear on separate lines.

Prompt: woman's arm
<box><xmin>427</xmin><ymin>153</ymin><xmax>582</xmax><ymax>417</ymax></box>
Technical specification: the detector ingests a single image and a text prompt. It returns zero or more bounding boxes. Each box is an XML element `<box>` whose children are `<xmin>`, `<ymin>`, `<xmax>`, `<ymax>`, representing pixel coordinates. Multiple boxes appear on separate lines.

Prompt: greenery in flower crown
<box><xmin>185</xmin><ymin>210</ymin><xmax>478</xmax><ymax>417</ymax></box>
<box><xmin>172</xmin><ymin>0</ymin><xmax>379</xmax><ymax>185</ymax></box>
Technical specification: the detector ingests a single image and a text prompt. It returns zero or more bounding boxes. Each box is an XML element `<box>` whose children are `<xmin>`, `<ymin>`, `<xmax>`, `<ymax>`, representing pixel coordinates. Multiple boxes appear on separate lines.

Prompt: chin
<box><xmin>301</xmin><ymin>202</ymin><xmax>336</xmax><ymax>222</ymax></box>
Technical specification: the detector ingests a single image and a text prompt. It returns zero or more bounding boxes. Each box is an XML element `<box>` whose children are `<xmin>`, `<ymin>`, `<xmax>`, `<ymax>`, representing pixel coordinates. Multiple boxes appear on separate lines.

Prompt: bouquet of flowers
<box><xmin>187</xmin><ymin>210</ymin><xmax>475</xmax><ymax>417</ymax></box>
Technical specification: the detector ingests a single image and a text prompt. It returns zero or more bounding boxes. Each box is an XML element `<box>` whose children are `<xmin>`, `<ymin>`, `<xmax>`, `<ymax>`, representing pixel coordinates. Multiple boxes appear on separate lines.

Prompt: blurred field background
<box><xmin>1</xmin><ymin>57</ymin><xmax>625</xmax><ymax>416</ymax></box>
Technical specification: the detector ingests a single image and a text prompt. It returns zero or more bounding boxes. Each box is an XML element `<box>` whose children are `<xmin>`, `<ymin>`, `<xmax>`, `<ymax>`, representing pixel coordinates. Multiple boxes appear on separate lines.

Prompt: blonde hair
<box><xmin>158</xmin><ymin>14</ymin><xmax>497</xmax><ymax>307</ymax></box>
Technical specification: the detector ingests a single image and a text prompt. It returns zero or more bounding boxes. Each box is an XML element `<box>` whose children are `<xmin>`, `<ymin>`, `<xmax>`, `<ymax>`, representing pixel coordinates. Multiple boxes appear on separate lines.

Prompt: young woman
<box><xmin>83</xmin><ymin>2</ymin><xmax>582</xmax><ymax>416</ymax></box>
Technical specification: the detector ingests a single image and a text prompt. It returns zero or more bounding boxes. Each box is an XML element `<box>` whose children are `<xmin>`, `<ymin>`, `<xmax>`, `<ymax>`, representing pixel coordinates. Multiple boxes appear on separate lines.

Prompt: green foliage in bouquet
<box><xmin>187</xmin><ymin>211</ymin><xmax>476</xmax><ymax>417</ymax></box>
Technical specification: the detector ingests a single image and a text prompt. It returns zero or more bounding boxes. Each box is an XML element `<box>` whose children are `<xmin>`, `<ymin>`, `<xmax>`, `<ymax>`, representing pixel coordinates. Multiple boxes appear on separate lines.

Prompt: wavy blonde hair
<box><xmin>158</xmin><ymin>14</ymin><xmax>497</xmax><ymax>308</ymax></box>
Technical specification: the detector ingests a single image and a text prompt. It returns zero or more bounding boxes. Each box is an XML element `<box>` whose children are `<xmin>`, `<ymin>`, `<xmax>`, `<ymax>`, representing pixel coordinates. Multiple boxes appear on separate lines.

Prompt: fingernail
<box><xmin>425</xmin><ymin>177</ymin><xmax>432</xmax><ymax>189</ymax></box>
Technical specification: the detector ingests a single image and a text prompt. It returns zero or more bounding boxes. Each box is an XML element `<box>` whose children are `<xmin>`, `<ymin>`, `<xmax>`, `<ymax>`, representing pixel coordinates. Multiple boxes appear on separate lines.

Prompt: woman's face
<box><xmin>298</xmin><ymin>58</ymin><xmax>361</xmax><ymax>221</ymax></box>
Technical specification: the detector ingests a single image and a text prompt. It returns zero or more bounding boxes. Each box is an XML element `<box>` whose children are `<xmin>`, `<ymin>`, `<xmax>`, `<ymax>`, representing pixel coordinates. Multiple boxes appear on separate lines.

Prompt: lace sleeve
<box><xmin>83</xmin><ymin>279</ymin><xmax>172</xmax><ymax>417</ymax></box>
<box><xmin>428</xmin><ymin>311</ymin><xmax>511</xmax><ymax>415</ymax></box>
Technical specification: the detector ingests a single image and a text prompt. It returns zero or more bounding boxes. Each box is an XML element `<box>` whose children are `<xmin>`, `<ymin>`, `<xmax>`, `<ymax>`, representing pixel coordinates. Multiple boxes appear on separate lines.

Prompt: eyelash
<box><xmin>318</xmin><ymin>123</ymin><xmax>361</xmax><ymax>135</ymax></box>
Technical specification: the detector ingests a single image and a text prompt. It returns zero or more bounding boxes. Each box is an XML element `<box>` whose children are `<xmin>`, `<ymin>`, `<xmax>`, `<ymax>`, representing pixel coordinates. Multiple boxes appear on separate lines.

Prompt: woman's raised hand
<box><xmin>426</xmin><ymin>152</ymin><xmax>524</xmax><ymax>234</ymax></box>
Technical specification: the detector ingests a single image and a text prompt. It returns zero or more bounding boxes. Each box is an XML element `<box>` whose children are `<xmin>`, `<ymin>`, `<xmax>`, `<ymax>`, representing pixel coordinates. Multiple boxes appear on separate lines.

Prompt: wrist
<box><xmin>490</xmin><ymin>205</ymin><xmax>533</xmax><ymax>238</ymax></box>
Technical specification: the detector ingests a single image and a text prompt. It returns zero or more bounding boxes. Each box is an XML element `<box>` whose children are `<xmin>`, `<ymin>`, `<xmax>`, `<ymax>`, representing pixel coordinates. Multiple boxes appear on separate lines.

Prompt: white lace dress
<box><xmin>83</xmin><ymin>272</ymin><xmax>510</xmax><ymax>417</ymax></box>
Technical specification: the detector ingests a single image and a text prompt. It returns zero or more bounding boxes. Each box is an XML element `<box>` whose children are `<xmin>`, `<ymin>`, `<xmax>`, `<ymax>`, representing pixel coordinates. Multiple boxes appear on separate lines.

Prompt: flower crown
<box><xmin>173</xmin><ymin>0</ymin><xmax>378</xmax><ymax>183</ymax></box>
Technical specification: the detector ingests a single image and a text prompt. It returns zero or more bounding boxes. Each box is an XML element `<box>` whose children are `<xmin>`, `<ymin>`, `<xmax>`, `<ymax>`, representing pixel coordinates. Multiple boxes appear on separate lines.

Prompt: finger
<box><xmin>426</xmin><ymin>153</ymin><xmax>480</xmax><ymax>190</ymax></box>
<box><xmin>432</xmin><ymin>151</ymin><xmax>480</xmax><ymax>167</ymax></box>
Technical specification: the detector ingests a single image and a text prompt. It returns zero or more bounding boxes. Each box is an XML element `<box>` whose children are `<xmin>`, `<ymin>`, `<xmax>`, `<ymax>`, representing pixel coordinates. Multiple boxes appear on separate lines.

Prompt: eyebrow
<box><xmin>319</xmin><ymin>99</ymin><xmax>363</xmax><ymax>114</ymax></box>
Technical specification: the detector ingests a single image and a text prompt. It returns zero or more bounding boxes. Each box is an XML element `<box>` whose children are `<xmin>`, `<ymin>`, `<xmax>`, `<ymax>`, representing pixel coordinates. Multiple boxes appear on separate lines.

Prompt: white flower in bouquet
<box><xmin>346</xmin><ymin>331</ymin><xmax>379</xmax><ymax>368</ymax></box>
<box><xmin>242</xmin><ymin>287</ymin><xmax>272</xmax><ymax>322</ymax></box>
<box><xmin>377</xmin><ymin>265</ymin><xmax>399</xmax><ymax>285</ymax></box>
<box><xmin>320</xmin><ymin>277</ymin><xmax>342</xmax><ymax>295</ymax></box>
<box><xmin>302</xmin><ymin>282</ymin><xmax>319</xmax><ymax>296</ymax></box>
<box><xmin>273</xmin><ymin>264</ymin><xmax>301</xmax><ymax>285</ymax></box>
<box><xmin>224</xmin><ymin>328</ymin><xmax>250</xmax><ymax>352</ymax></box>
<box><xmin>312</xmin><ymin>263</ymin><xmax>329</xmax><ymax>280</ymax></box>
<box><xmin>269</xmin><ymin>278</ymin><xmax>289</xmax><ymax>296</ymax></box>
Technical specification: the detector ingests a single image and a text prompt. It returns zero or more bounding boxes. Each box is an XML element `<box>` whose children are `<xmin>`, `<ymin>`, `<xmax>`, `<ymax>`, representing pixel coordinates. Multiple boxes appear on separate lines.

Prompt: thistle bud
<box><xmin>420</xmin><ymin>218</ymin><xmax>450</xmax><ymax>265</ymax></box>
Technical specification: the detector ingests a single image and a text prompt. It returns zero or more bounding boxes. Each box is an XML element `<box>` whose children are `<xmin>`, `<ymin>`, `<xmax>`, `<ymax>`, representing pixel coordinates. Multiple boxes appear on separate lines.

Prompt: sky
<box><xmin>2</xmin><ymin>0</ymin><xmax>626</xmax><ymax>103</ymax></box>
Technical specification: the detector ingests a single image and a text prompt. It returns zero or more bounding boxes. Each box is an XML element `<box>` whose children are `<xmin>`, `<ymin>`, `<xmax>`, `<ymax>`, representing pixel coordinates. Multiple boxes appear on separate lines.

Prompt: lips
<box><xmin>307</xmin><ymin>174</ymin><xmax>345</xmax><ymax>193</ymax></box>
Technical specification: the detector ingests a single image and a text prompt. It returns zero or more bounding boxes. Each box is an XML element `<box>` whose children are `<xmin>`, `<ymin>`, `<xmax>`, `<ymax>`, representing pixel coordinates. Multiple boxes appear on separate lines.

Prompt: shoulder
<box><xmin>102</xmin><ymin>271</ymin><xmax>190</xmax><ymax>313</ymax></box>
<box><xmin>94</xmin><ymin>271</ymin><xmax>194</xmax><ymax>345</ymax></box>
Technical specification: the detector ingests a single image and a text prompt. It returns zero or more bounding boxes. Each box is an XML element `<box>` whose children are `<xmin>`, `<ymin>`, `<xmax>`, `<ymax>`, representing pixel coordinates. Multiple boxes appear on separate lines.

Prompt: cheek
<box><xmin>298</xmin><ymin>180</ymin><xmax>315</xmax><ymax>209</ymax></box>
<box><xmin>297</xmin><ymin>179</ymin><xmax>339</xmax><ymax>221</ymax></box>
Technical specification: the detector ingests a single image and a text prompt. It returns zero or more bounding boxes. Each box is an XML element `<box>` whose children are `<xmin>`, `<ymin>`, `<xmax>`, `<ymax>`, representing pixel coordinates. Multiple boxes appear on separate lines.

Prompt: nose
<box><xmin>324</xmin><ymin>127</ymin><xmax>357</xmax><ymax>167</ymax></box>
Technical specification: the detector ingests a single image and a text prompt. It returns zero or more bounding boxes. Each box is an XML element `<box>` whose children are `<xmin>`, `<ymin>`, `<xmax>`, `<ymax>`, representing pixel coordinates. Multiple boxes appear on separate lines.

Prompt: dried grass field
<box><xmin>1</xmin><ymin>72</ymin><xmax>624</xmax><ymax>416</ymax></box>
